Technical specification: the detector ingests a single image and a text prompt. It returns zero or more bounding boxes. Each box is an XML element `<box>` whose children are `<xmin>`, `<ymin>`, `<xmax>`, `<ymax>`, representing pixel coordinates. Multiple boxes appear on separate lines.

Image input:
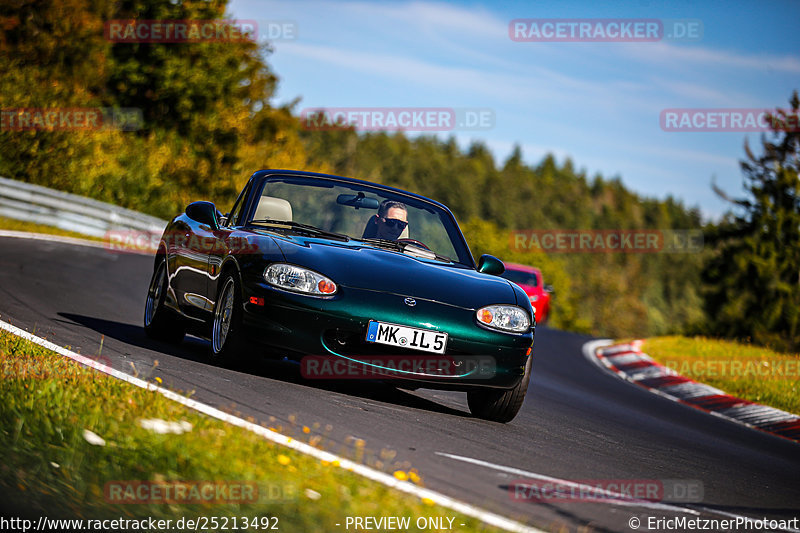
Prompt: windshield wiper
<box><xmin>357</xmin><ymin>238</ymin><xmax>454</xmax><ymax>263</ymax></box>
<box><xmin>249</xmin><ymin>219</ymin><xmax>350</xmax><ymax>241</ymax></box>
<box><xmin>358</xmin><ymin>238</ymin><xmax>403</xmax><ymax>251</ymax></box>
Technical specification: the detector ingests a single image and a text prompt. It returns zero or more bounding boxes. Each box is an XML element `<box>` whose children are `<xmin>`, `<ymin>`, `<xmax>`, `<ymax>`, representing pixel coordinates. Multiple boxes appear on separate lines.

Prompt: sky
<box><xmin>229</xmin><ymin>0</ymin><xmax>800</xmax><ymax>220</ymax></box>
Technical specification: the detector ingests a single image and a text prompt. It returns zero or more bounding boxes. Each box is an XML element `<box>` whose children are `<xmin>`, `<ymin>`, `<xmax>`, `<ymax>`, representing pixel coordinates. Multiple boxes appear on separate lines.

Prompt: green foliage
<box><xmin>702</xmin><ymin>92</ymin><xmax>800</xmax><ymax>351</ymax></box>
<box><xmin>0</xmin><ymin>0</ymin><xmax>308</xmax><ymax>218</ymax></box>
<box><xmin>0</xmin><ymin>0</ymin><xmax>110</xmax><ymax>192</ymax></box>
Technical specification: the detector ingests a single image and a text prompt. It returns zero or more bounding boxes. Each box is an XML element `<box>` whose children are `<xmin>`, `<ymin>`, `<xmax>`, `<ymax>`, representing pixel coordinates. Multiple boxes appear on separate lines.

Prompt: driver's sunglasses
<box><xmin>382</xmin><ymin>217</ymin><xmax>408</xmax><ymax>230</ymax></box>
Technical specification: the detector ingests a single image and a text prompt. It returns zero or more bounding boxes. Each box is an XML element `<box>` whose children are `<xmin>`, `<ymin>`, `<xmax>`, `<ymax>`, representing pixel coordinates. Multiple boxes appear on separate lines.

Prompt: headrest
<box><xmin>254</xmin><ymin>196</ymin><xmax>292</xmax><ymax>222</ymax></box>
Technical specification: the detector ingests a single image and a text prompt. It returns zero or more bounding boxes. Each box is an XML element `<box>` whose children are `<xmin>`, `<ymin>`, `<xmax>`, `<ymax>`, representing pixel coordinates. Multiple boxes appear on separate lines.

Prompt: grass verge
<box><xmin>0</xmin><ymin>216</ymin><xmax>104</xmax><ymax>241</ymax></box>
<box><xmin>640</xmin><ymin>336</ymin><xmax>799</xmax><ymax>415</ymax></box>
<box><xmin>0</xmin><ymin>328</ymin><xmax>503</xmax><ymax>531</ymax></box>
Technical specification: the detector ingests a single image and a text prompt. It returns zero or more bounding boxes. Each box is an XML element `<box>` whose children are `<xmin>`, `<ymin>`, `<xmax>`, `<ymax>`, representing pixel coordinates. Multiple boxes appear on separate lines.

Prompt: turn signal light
<box><xmin>318</xmin><ymin>279</ymin><xmax>337</xmax><ymax>294</ymax></box>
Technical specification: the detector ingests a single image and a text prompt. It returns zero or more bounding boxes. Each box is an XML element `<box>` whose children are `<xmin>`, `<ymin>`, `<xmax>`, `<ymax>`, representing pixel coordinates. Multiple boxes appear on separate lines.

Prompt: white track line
<box><xmin>580</xmin><ymin>340</ymin><xmax>800</xmax><ymax>531</ymax></box>
<box><xmin>436</xmin><ymin>453</ymin><xmax>800</xmax><ymax>533</ymax></box>
<box><xmin>435</xmin><ymin>452</ymin><xmax>701</xmax><ymax>515</ymax></box>
<box><xmin>0</xmin><ymin>316</ymin><xmax>543</xmax><ymax>533</ymax></box>
<box><xmin>581</xmin><ymin>339</ymin><xmax>614</xmax><ymax>371</ymax></box>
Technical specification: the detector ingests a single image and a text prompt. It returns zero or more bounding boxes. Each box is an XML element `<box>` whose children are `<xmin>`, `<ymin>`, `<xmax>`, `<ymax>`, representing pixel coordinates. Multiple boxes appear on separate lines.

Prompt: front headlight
<box><xmin>264</xmin><ymin>263</ymin><xmax>337</xmax><ymax>296</ymax></box>
<box><xmin>476</xmin><ymin>304</ymin><xmax>530</xmax><ymax>333</ymax></box>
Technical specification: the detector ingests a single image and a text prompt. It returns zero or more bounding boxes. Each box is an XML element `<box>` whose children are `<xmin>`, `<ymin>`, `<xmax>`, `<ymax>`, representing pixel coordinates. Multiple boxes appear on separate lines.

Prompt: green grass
<box><xmin>0</xmin><ymin>216</ymin><xmax>104</xmax><ymax>241</ymax></box>
<box><xmin>640</xmin><ymin>336</ymin><xmax>800</xmax><ymax>415</ymax></box>
<box><xmin>0</xmin><ymin>329</ymin><xmax>505</xmax><ymax>531</ymax></box>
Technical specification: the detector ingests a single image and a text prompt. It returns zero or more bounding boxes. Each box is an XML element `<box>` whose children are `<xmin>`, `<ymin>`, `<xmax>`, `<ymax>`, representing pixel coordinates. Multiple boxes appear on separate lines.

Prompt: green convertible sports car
<box><xmin>144</xmin><ymin>169</ymin><xmax>534</xmax><ymax>422</ymax></box>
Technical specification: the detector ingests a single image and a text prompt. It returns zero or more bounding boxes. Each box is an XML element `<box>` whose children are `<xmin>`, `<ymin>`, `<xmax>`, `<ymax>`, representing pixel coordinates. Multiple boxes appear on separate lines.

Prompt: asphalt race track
<box><xmin>2</xmin><ymin>235</ymin><xmax>799</xmax><ymax>532</ymax></box>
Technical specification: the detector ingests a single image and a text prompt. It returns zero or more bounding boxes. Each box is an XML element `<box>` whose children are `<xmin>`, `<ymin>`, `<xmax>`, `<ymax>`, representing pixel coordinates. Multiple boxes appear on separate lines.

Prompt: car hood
<box><xmin>264</xmin><ymin>234</ymin><xmax>516</xmax><ymax>309</ymax></box>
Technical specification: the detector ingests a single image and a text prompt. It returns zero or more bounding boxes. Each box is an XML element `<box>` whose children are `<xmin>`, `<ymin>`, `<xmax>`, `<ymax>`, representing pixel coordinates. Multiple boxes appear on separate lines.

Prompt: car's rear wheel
<box><xmin>211</xmin><ymin>272</ymin><xmax>248</xmax><ymax>363</ymax></box>
<box><xmin>144</xmin><ymin>260</ymin><xmax>185</xmax><ymax>343</ymax></box>
<box><xmin>467</xmin><ymin>355</ymin><xmax>531</xmax><ymax>423</ymax></box>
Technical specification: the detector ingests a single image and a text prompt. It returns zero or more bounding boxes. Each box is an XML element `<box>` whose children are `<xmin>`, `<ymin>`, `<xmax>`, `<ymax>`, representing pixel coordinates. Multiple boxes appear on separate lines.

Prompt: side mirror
<box><xmin>185</xmin><ymin>201</ymin><xmax>219</xmax><ymax>230</ymax></box>
<box><xmin>544</xmin><ymin>283</ymin><xmax>554</xmax><ymax>294</ymax></box>
<box><xmin>477</xmin><ymin>254</ymin><xmax>505</xmax><ymax>276</ymax></box>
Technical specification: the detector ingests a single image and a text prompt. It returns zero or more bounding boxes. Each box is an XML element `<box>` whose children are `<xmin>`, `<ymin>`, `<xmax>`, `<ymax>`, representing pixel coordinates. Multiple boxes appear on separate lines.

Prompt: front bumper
<box><xmin>240</xmin><ymin>280</ymin><xmax>533</xmax><ymax>390</ymax></box>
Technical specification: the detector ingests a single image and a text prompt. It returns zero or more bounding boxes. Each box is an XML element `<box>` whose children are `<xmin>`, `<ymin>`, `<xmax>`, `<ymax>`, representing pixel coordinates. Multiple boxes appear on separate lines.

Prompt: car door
<box><xmin>165</xmin><ymin>216</ymin><xmax>193</xmax><ymax>314</ymax></box>
<box><xmin>171</xmin><ymin>215</ymin><xmax>216</xmax><ymax>321</ymax></box>
<box><xmin>206</xmin><ymin>180</ymin><xmax>252</xmax><ymax>308</ymax></box>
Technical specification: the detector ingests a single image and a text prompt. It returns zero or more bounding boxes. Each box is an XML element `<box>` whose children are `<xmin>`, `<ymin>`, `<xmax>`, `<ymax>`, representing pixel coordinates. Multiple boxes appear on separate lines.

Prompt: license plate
<box><xmin>366</xmin><ymin>321</ymin><xmax>448</xmax><ymax>354</ymax></box>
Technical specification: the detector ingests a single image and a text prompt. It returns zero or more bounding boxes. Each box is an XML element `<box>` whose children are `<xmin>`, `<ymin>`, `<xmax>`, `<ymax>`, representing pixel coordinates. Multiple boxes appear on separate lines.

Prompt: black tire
<box><xmin>144</xmin><ymin>259</ymin><xmax>185</xmax><ymax>343</ymax></box>
<box><xmin>467</xmin><ymin>355</ymin><xmax>532</xmax><ymax>423</ymax></box>
<box><xmin>210</xmin><ymin>271</ymin><xmax>249</xmax><ymax>364</ymax></box>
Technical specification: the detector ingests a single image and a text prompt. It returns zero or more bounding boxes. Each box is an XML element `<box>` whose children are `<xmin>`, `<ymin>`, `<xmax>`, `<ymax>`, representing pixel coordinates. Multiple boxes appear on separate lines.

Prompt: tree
<box><xmin>702</xmin><ymin>92</ymin><xmax>800</xmax><ymax>350</ymax></box>
<box><xmin>0</xmin><ymin>0</ymin><xmax>298</xmax><ymax>217</ymax></box>
<box><xmin>106</xmin><ymin>0</ymin><xmax>278</xmax><ymax>198</ymax></box>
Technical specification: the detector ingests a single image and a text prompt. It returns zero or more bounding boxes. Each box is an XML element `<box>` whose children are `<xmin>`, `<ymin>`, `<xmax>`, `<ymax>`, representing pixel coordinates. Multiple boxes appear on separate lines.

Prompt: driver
<box><xmin>362</xmin><ymin>200</ymin><xmax>408</xmax><ymax>240</ymax></box>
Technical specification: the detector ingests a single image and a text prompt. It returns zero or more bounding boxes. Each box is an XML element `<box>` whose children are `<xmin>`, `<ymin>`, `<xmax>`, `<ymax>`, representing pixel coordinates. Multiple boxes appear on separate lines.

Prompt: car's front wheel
<box><xmin>467</xmin><ymin>355</ymin><xmax>531</xmax><ymax>423</ymax></box>
<box><xmin>211</xmin><ymin>272</ymin><xmax>248</xmax><ymax>363</ymax></box>
<box><xmin>144</xmin><ymin>259</ymin><xmax>185</xmax><ymax>343</ymax></box>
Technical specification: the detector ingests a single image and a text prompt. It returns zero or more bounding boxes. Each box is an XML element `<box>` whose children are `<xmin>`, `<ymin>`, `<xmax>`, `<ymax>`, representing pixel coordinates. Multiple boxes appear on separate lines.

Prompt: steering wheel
<box><xmin>397</xmin><ymin>238</ymin><xmax>430</xmax><ymax>250</ymax></box>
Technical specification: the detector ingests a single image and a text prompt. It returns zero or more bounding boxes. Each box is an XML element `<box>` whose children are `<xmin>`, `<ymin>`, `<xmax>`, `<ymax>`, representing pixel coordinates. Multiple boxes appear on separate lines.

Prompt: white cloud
<box><xmin>615</xmin><ymin>41</ymin><xmax>800</xmax><ymax>74</ymax></box>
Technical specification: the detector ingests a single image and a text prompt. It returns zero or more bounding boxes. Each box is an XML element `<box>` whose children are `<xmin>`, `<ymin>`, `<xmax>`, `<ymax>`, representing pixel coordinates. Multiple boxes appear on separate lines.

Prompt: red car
<box><xmin>500</xmin><ymin>263</ymin><xmax>553</xmax><ymax>323</ymax></box>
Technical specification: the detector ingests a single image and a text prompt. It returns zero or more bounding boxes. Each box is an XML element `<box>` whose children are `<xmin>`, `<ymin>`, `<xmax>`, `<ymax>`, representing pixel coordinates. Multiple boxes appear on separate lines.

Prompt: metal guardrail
<box><xmin>0</xmin><ymin>176</ymin><xmax>168</xmax><ymax>238</ymax></box>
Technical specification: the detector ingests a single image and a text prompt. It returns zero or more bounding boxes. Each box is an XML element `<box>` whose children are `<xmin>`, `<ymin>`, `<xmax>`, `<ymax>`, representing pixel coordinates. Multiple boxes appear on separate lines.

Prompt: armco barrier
<box><xmin>0</xmin><ymin>176</ymin><xmax>167</xmax><ymax>237</ymax></box>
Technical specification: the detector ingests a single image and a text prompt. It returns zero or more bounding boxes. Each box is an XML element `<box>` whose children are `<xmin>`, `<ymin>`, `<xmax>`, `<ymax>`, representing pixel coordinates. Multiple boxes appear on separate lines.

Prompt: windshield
<box><xmin>247</xmin><ymin>175</ymin><xmax>473</xmax><ymax>266</ymax></box>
